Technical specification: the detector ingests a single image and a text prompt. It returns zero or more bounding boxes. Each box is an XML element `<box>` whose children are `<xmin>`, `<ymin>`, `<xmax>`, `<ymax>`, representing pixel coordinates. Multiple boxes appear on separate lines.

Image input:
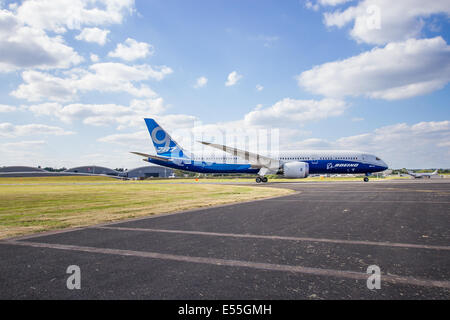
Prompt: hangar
<box><xmin>0</xmin><ymin>166</ymin><xmax>46</xmax><ymax>173</ymax></box>
<box><xmin>0</xmin><ymin>165</ymin><xmax>173</xmax><ymax>179</ymax></box>
<box><xmin>0</xmin><ymin>166</ymin><xmax>75</xmax><ymax>177</ymax></box>
<box><xmin>64</xmin><ymin>165</ymin><xmax>173</xmax><ymax>179</ymax></box>
<box><xmin>124</xmin><ymin>166</ymin><xmax>174</xmax><ymax>179</ymax></box>
<box><xmin>65</xmin><ymin>166</ymin><xmax>119</xmax><ymax>176</ymax></box>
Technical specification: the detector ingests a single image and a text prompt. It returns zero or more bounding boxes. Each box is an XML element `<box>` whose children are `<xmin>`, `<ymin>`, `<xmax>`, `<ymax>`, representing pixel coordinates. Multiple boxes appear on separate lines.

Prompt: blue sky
<box><xmin>0</xmin><ymin>0</ymin><xmax>449</xmax><ymax>169</ymax></box>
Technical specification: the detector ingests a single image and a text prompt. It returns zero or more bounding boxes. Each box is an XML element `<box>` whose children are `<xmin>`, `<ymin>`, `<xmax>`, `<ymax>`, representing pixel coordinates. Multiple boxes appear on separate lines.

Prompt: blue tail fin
<box><xmin>144</xmin><ymin>118</ymin><xmax>188</xmax><ymax>158</ymax></box>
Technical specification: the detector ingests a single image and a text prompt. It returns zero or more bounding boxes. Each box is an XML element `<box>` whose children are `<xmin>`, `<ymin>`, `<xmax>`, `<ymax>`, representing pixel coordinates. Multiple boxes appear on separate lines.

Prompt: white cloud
<box><xmin>306</xmin><ymin>1</ymin><xmax>354</xmax><ymax>12</ymax></box>
<box><xmin>244</xmin><ymin>98</ymin><xmax>347</xmax><ymax>126</ymax></box>
<box><xmin>0</xmin><ymin>122</ymin><xmax>75</xmax><ymax>137</ymax></box>
<box><xmin>15</xmin><ymin>0</ymin><xmax>135</xmax><ymax>33</ymax></box>
<box><xmin>29</xmin><ymin>102</ymin><xmax>130</xmax><ymax>124</ymax></box>
<box><xmin>0</xmin><ymin>139</ymin><xmax>51</xmax><ymax>168</ymax></box>
<box><xmin>194</xmin><ymin>76</ymin><xmax>208</xmax><ymax>88</ymax></box>
<box><xmin>1</xmin><ymin>140</ymin><xmax>46</xmax><ymax>149</ymax></box>
<box><xmin>98</xmin><ymin>130</ymin><xmax>148</xmax><ymax>145</ymax></box>
<box><xmin>297</xmin><ymin>37</ymin><xmax>450</xmax><ymax>100</ymax></box>
<box><xmin>437</xmin><ymin>141</ymin><xmax>450</xmax><ymax>148</ymax></box>
<box><xmin>12</xmin><ymin>71</ymin><xmax>77</xmax><ymax>102</ymax></box>
<box><xmin>305</xmin><ymin>1</ymin><xmax>320</xmax><ymax>11</ymax></box>
<box><xmin>108</xmin><ymin>38</ymin><xmax>154</xmax><ymax>61</ymax></box>
<box><xmin>75</xmin><ymin>27</ymin><xmax>110</xmax><ymax>45</ymax></box>
<box><xmin>0</xmin><ymin>9</ymin><xmax>83</xmax><ymax>72</ymax></box>
<box><xmin>90</xmin><ymin>53</ymin><xmax>99</xmax><ymax>62</ymax></box>
<box><xmin>256</xmin><ymin>84</ymin><xmax>264</xmax><ymax>91</ymax></box>
<box><xmin>320</xmin><ymin>0</ymin><xmax>354</xmax><ymax>5</ymax></box>
<box><xmin>290</xmin><ymin>138</ymin><xmax>331</xmax><ymax>149</ymax></box>
<box><xmin>0</xmin><ymin>104</ymin><xmax>16</xmax><ymax>112</ymax></box>
<box><xmin>12</xmin><ymin>62</ymin><xmax>173</xmax><ymax>102</ymax></box>
<box><xmin>323</xmin><ymin>0</ymin><xmax>450</xmax><ymax>45</ymax></box>
<box><xmin>225</xmin><ymin>71</ymin><xmax>243</xmax><ymax>87</ymax></box>
<box><xmin>0</xmin><ymin>0</ymin><xmax>135</xmax><ymax>72</ymax></box>
<box><xmin>28</xmin><ymin>98</ymin><xmax>167</xmax><ymax>129</ymax></box>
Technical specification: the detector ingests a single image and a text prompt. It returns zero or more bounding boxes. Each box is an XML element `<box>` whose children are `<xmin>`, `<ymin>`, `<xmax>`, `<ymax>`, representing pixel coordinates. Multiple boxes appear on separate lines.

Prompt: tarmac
<box><xmin>0</xmin><ymin>179</ymin><xmax>449</xmax><ymax>299</ymax></box>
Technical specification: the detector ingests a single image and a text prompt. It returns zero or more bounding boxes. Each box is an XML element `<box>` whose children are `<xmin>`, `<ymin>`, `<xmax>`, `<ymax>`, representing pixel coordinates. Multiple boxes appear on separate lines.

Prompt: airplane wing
<box><xmin>198</xmin><ymin>141</ymin><xmax>280</xmax><ymax>175</ymax></box>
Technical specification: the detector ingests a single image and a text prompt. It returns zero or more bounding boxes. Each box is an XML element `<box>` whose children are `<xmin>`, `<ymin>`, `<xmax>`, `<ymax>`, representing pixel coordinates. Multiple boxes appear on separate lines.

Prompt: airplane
<box><xmin>131</xmin><ymin>118</ymin><xmax>388</xmax><ymax>183</ymax></box>
<box><xmin>406</xmin><ymin>169</ymin><xmax>439</xmax><ymax>179</ymax></box>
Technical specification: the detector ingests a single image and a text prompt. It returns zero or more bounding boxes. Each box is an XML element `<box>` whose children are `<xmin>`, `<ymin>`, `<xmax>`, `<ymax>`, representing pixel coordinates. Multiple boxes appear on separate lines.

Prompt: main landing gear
<box><xmin>364</xmin><ymin>176</ymin><xmax>369</xmax><ymax>182</ymax></box>
<box><xmin>256</xmin><ymin>177</ymin><xmax>268</xmax><ymax>183</ymax></box>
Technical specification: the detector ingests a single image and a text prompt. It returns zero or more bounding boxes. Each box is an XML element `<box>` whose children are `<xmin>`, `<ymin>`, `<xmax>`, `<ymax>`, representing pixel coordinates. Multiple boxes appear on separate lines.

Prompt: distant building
<box><xmin>0</xmin><ymin>164</ymin><xmax>174</xmax><ymax>179</ymax></box>
<box><xmin>0</xmin><ymin>166</ymin><xmax>77</xmax><ymax>177</ymax></box>
<box><xmin>65</xmin><ymin>166</ymin><xmax>119</xmax><ymax>176</ymax></box>
<box><xmin>0</xmin><ymin>166</ymin><xmax>46</xmax><ymax>173</ymax></box>
<box><xmin>125</xmin><ymin>166</ymin><xmax>173</xmax><ymax>179</ymax></box>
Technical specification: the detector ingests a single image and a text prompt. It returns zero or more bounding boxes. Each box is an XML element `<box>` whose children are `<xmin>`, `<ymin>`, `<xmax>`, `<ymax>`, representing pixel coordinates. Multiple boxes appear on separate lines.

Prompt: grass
<box><xmin>0</xmin><ymin>176</ymin><xmax>293</xmax><ymax>239</ymax></box>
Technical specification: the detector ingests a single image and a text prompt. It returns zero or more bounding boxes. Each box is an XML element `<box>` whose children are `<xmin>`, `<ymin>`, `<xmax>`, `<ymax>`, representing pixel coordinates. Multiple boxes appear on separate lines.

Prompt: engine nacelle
<box><xmin>283</xmin><ymin>161</ymin><xmax>309</xmax><ymax>178</ymax></box>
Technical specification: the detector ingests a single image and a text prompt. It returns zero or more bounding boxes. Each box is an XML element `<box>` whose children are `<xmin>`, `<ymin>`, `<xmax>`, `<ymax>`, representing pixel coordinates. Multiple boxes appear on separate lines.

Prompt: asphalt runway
<box><xmin>0</xmin><ymin>179</ymin><xmax>449</xmax><ymax>299</ymax></box>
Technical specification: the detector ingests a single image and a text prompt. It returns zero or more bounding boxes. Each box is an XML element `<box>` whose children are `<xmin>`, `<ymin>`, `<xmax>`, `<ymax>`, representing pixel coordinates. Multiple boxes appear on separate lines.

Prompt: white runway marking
<box><xmin>93</xmin><ymin>226</ymin><xmax>450</xmax><ymax>251</ymax></box>
<box><xmin>296</xmin><ymin>190</ymin><xmax>450</xmax><ymax>194</ymax></box>
<box><xmin>3</xmin><ymin>240</ymin><xmax>450</xmax><ymax>289</ymax></box>
<box><xmin>264</xmin><ymin>199</ymin><xmax>450</xmax><ymax>204</ymax></box>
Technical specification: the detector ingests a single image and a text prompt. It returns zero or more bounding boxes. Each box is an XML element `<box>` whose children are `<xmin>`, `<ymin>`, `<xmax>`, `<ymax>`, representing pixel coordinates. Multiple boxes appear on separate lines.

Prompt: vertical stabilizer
<box><xmin>144</xmin><ymin>118</ymin><xmax>189</xmax><ymax>159</ymax></box>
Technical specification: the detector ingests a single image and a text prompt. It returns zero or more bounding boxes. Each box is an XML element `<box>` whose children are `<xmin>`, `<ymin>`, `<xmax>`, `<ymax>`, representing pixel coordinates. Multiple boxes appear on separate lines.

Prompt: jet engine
<box><xmin>283</xmin><ymin>161</ymin><xmax>309</xmax><ymax>178</ymax></box>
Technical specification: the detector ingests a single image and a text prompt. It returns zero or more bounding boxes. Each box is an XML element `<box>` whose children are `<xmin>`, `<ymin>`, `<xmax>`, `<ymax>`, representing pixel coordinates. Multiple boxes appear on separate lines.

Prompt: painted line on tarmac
<box><xmin>295</xmin><ymin>190</ymin><xmax>450</xmax><ymax>194</ymax></box>
<box><xmin>2</xmin><ymin>240</ymin><xmax>450</xmax><ymax>289</ymax></box>
<box><xmin>263</xmin><ymin>199</ymin><xmax>450</xmax><ymax>204</ymax></box>
<box><xmin>93</xmin><ymin>226</ymin><xmax>450</xmax><ymax>251</ymax></box>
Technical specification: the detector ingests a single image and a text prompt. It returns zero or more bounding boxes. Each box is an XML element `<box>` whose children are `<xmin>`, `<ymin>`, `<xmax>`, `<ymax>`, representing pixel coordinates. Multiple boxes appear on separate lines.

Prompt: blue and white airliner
<box><xmin>132</xmin><ymin>118</ymin><xmax>388</xmax><ymax>183</ymax></box>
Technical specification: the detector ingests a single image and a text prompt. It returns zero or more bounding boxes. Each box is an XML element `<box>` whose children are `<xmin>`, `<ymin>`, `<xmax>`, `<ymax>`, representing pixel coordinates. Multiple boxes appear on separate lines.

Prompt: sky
<box><xmin>0</xmin><ymin>0</ymin><xmax>449</xmax><ymax>169</ymax></box>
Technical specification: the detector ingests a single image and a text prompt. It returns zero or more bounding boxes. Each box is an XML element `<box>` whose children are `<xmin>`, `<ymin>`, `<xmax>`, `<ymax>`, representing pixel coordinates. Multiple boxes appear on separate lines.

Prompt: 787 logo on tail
<box><xmin>157</xmin><ymin>146</ymin><xmax>179</xmax><ymax>153</ymax></box>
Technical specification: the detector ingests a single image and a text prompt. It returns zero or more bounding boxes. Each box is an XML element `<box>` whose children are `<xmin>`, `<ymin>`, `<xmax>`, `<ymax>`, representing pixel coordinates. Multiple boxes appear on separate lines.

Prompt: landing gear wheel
<box><xmin>256</xmin><ymin>177</ymin><xmax>262</xmax><ymax>183</ymax></box>
<box><xmin>262</xmin><ymin>177</ymin><xmax>268</xmax><ymax>183</ymax></box>
<box><xmin>364</xmin><ymin>177</ymin><xmax>369</xmax><ymax>182</ymax></box>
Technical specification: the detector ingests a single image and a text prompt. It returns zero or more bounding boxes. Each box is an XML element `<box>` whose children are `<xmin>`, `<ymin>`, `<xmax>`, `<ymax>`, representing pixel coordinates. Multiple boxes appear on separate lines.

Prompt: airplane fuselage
<box><xmin>407</xmin><ymin>171</ymin><xmax>438</xmax><ymax>178</ymax></box>
<box><xmin>146</xmin><ymin>150</ymin><xmax>388</xmax><ymax>175</ymax></box>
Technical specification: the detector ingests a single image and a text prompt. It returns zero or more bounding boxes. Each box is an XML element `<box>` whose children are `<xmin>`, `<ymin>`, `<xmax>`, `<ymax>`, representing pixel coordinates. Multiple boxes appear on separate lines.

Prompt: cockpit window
<box><xmin>376</xmin><ymin>157</ymin><xmax>381</xmax><ymax>160</ymax></box>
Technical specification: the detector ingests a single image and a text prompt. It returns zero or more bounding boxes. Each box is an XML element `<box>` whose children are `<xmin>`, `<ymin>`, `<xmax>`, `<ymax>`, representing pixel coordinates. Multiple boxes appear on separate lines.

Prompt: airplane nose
<box><xmin>382</xmin><ymin>161</ymin><xmax>388</xmax><ymax>170</ymax></box>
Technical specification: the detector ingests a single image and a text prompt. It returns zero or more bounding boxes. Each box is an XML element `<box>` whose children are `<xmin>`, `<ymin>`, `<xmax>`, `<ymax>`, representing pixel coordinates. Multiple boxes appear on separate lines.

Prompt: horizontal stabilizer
<box><xmin>130</xmin><ymin>152</ymin><xmax>171</xmax><ymax>162</ymax></box>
